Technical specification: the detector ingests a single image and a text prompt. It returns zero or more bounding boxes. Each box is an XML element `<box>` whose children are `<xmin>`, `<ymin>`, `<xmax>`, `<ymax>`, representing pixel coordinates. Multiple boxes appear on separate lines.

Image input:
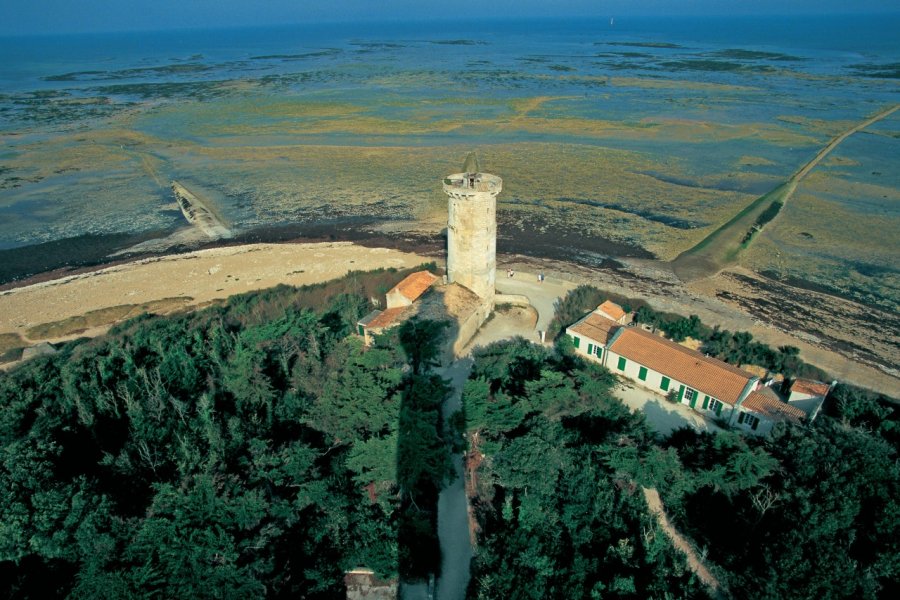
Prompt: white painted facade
<box><xmin>732</xmin><ymin>409</ymin><xmax>775</xmax><ymax>436</ymax></box>
<box><xmin>787</xmin><ymin>388</ymin><xmax>829</xmax><ymax>421</ymax></box>
<box><xmin>567</xmin><ymin>329</ymin><xmax>738</xmax><ymax>424</ymax></box>
<box><xmin>386</xmin><ymin>288</ymin><xmax>413</xmax><ymax>309</ymax></box>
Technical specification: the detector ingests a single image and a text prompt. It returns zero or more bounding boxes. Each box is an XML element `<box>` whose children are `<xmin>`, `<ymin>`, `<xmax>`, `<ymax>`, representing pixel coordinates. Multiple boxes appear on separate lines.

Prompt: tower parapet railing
<box><xmin>442</xmin><ymin>172</ymin><xmax>502</xmax><ymax>197</ymax></box>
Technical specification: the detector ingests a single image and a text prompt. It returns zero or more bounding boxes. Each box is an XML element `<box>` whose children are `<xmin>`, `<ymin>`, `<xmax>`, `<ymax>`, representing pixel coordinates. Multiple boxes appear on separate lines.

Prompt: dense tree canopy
<box><xmin>462</xmin><ymin>339</ymin><xmax>702</xmax><ymax>599</ymax></box>
<box><xmin>3</xmin><ymin>270</ymin><xmax>897</xmax><ymax>598</ymax></box>
<box><xmin>462</xmin><ymin>338</ymin><xmax>900</xmax><ymax>600</ymax></box>
<box><xmin>0</xmin><ymin>269</ymin><xmax>450</xmax><ymax>597</ymax></box>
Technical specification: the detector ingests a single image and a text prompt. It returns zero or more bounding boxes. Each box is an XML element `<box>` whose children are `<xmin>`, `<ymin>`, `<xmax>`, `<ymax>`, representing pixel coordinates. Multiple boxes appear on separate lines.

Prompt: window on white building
<box><xmin>741</xmin><ymin>413</ymin><xmax>760</xmax><ymax>430</ymax></box>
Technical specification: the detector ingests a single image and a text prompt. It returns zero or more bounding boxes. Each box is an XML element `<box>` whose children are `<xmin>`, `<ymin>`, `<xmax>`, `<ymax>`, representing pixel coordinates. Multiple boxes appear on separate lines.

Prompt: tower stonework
<box><xmin>442</xmin><ymin>154</ymin><xmax>501</xmax><ymax>301</ymax></box>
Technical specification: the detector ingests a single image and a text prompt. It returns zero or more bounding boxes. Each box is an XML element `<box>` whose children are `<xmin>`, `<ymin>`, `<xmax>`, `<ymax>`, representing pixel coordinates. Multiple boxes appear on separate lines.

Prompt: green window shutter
<box><xmin>715</xmin><ymin>402</ymin><xmax>723</xmax><ymax>416</ymax></box>
<box><xmin>638</xmin><ymin>366</ymin><xmax>647</xmax><ymax>381</ymax></box>
<box><xmin>660</xmin><ymin>376</ymin><xmax>670</xmax><ymax>391</ymax></box>
<box><xmin>702</xmin><ymin>395</ymin><xmax>709</xmax><ymax>410</ymax></box>
<box><xmin>587</xmin><ymin>343</ymin><xmax>594</xmax><ymax>355</ymax></box>
<box><xmin>617</xmin><ymin>356</ymin><xmax>627</xmax><ymax>371</ymax></box>
<box><xmin>572</xmin><ymin>335</ymin><xmax>580</xmax><ymax>348</ymax></box>
<box><xmin>738</xmin><ymin>412</ymin><xmax>745</xmax><ymax>424</ymax></box>
<box><xmin>689</xmin><ymin>392</ymin><xmax>697</xmax><ymax>409</ymax></box>
<box><xmin>677</xmin><ymin>385</ymin><xmax>685</xmax><ymax>401</ymax></box>
<box><xmin>357</xmin><ymin>324</ymin><xmax>364</xmax><ymax>336</ymax></box>
<box><xmin>596</xmin><ymin>346</ymin><xmax>603</xmax><ymax>358</ymax></box>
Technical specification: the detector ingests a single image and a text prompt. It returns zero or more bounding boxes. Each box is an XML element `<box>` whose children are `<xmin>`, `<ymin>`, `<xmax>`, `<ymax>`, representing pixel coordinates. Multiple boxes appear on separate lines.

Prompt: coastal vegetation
<box><xmin>462</xmin><ymin>338</ymin><xmax>900</xmax><ymax>599</ymax></box>
<box><xmin>1</xmin><ymin>265</ymin><xmax>898</xmax><ymax>597</ymax></box>
<box><xmin>462</xmin><ymin>339</ymin><xmax>704</xmax><ymax>598</ymax></box>
<box><xmin>0</xmin><ymin>267</ymin><xmax>452</xmax><ymax>596</ymax></box>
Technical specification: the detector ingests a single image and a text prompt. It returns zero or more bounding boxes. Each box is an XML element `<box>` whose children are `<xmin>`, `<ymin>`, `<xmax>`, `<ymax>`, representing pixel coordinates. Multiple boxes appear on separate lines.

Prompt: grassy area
<box><xmin>0</xmin><ymin>333</ymin><xmax>25</xmax><ymax>354</ymax></box>
<box><xmin>0</xmin><ymin>333</ymin><xmax>27</xmax><ymax>365</ymax></box>
<box><xmin>25</xmin><ymin>297</ymin><xmax>193</xmax><ymax>340</ymax></box>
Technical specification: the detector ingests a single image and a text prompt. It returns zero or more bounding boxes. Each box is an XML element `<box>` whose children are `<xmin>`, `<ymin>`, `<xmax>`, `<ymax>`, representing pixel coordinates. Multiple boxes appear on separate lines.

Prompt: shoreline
<box><xmin>0</xmin><ymin>215</ymin><xmax>652</xmax><ymax>293</ymax></box>
<box><xmin>0</xmin><ymin>241</ymin><xmax>432</xmax><ymax>346</ymax></box>
<box><xmin>0</xmin><ymin>236</ymin><xmax>900</xmax><ymax>396</ymax></box>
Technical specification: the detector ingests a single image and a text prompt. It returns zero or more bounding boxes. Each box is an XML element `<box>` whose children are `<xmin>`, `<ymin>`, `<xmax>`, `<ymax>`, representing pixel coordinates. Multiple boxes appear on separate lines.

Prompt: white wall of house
<box><xmin>787</xmin><ymin>392</ymin><xmax>825</xmax><ymax>419</ymax></box>
<box><xmin>385</xmin><ymin>290</ymin><xmax>413</xmax><ymax>309</ymax></box>
<box><xmin>566</xmin><ymin>331</ymin><xmax>606</xmax><ymax>365</ymax></box>
<box><xmin>569</xmin><ymin>329</ymin><xmax>809</xmax><ymax>438</ymax></box>
<box><xmin>601</xmin><ymin>346</ymin><xmax>734</xmax><ymax>423</ymax></box>
<box><xmin>733</xmin><ymin>410</ymin><xmax>774</xmax><ymax>436</ymax></box>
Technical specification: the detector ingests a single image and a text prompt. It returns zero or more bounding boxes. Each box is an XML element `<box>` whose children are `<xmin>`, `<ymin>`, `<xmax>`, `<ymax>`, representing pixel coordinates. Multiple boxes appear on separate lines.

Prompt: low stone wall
<box><xmin>452</xmin><ymin>301</ymin><xmax>492</xmax><ymax>358</ymax></box>
<box><xmin>494</xmin><ymin>293</ymin><xmax>531</xmax><ymax>307</ymax></box>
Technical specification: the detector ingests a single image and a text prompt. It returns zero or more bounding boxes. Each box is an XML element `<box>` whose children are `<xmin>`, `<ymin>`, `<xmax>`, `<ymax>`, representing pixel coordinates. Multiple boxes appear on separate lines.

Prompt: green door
<box><xmin>660</xmin><ymin>376</ymin><xmax>670</xmax><ymax>391</ymax></box>
<box><xmin>572</xmin><ymin>335</ymin><xmax>580</xmax><ymax>348</ymax></box>
<box><xmin>617</xmin><ymin>356</ymin><xmax>627</xmax><ymax>371</ymax></box>
<box><xmin>638</xmin><ymin>366</ymin><xmax>648</xmax><ymax>381</ymax></box>
<box><xmin>357</xmin><ymin>324</ymin><xmax>365</xmax><ymax>336</ymax></box>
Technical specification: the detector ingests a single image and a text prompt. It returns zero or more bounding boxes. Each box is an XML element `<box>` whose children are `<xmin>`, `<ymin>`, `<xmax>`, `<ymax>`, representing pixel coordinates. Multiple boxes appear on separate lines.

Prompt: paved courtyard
<box><xmin>613</xmin><ymin>381</ymin><xmax>724</xmax><ymax>435</ymax></box>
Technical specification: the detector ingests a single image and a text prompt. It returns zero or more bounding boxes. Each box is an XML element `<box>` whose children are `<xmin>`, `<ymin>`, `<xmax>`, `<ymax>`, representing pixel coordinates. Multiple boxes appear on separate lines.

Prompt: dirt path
<box><xmin>791</xmin><ymin>104</ymin><xmax>899</xmax><ymax>183</ymax></box>
<box><xmin>435</xmin><ymin>359</ymin><xmax>475</xmax><ymax>600</ymax></box>
<box><xmin>672</xmin><ymin>103</ymin><xmax>900</xmax><ymax>282</ymax></box>
<box><xmin>642</xmin><ymin>487</ymin><xmax>728</xmax><ymax>600</ymax></box>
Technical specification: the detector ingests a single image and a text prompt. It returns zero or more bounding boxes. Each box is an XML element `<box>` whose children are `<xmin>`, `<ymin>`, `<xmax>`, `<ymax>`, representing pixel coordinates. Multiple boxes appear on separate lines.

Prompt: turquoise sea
<box><xmin>0</xmin><ymin>15</ymin><xmax>898</xmax><ymax>302</ymax></box>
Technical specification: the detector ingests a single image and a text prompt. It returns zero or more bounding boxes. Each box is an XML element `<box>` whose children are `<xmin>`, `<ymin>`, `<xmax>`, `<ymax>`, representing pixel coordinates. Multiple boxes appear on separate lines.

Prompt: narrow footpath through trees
<box><xmin>435</xmin><ymin>358</ymin><xmax>475</xmax><ymax>600</ymax></box>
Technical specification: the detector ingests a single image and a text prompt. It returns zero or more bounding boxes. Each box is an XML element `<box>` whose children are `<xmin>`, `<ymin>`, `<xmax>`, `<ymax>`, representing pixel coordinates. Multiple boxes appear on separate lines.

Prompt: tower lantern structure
<box><xmin>442</xmin><ymin>153</ymin><xmax>501</xmax><ymax>301</ymax></box>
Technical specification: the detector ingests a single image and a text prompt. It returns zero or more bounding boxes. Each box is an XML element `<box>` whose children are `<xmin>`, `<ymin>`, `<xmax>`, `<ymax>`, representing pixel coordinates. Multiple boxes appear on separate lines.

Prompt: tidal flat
<box><xmin>0</xmin><ymin>16</ymin><xmax>898</xmax><ymax>311</ymax></box>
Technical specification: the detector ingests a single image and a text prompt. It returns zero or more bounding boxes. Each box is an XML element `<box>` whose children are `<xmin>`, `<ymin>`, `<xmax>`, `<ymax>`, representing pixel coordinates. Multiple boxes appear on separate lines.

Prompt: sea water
<box><xmin>0</xmin><ymin>15</ymin><xmax>897</xmax><ymax>263</ymax></box>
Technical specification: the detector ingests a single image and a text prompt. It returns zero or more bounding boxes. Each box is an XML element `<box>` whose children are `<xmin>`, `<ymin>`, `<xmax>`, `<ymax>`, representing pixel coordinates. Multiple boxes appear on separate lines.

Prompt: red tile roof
<box><xmin>389</xmin><ymin>271</ymin><xmax>439</xmax><ymax>303</ymax></box>
<box><xmin>609</xmin><ymin>327</ymin><xmax>755</xmax><ymax>405</ymax></box>
<box><xmin>568</xmin><ymin>312</ymin><xmax>620</xmax><ymax>346</ymax></box>
<box><xmin>363</xmin><ymin>307</ymin><xmax>409</xmax><ymax>330</ymax></box>
<box><xmin>742</xmin><ymin>388</ymin><xmax>806</xmax><ymax>423</ymax></box>
<box><xmin>597</xmin><ymin>300</ymin><xmax>626</xmax><ymax>322</ymax></box>
<box><xmin>790</xmin><ymin>378</ymin><xmax>831</xmax><ymax>397</ymax></box>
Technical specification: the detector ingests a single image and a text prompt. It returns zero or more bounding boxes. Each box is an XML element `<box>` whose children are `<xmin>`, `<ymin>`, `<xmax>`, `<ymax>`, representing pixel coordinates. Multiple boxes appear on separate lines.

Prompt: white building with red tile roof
<box><xmin>596</xmin><ymin>300</ymin><xmax>627</xmax><ymax>324</ymax></box>
<box><xmin>385</xmin><ymin>270</ymin><xmax>440</xmax><ymax>309</ymax></box>
<box><xmin>736</xmin><ymin>387</ymin><xmax>806</xmax><ymax>435</ymax></box>
<box><xmin>357</xmin><ymin>270</ymin><xmax>439</xmax><ymax>345</ymax></box>
<box><xmin>566</xmin><ymin>301</ymin><xmax>817</xmax><ymax>435</ymax></box>
<box><xmin>787</xmin><ymin>378</ymin><xmax>834</xmax><ymax>421</ymax></box>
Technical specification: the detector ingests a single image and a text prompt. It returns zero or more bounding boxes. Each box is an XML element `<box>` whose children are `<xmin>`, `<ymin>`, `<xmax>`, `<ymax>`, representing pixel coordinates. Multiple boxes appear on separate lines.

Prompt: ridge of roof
<box><xmin>363</xmin><ymin>306</ymin><xmax>409</xmax><ymax>330</ymax></box>
<box><xmin>790</xmin><ymin>378</ymin><xmax>831</xmax><ymax>397</ymax></box>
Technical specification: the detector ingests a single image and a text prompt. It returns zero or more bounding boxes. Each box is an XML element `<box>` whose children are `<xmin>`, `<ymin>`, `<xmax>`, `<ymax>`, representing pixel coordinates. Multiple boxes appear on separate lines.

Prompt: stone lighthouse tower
<box><xmin>442</xmin><ymin>153</ymin><xmax>501</xmax><ymax>301</ymax></box>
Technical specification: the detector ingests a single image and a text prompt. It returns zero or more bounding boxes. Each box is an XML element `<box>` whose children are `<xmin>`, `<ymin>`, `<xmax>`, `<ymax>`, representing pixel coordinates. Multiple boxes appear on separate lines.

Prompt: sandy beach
<box><xmin>0</xmin><ymin>242</ymin><xmax>429</xmax><ymax>344</ymax></box>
